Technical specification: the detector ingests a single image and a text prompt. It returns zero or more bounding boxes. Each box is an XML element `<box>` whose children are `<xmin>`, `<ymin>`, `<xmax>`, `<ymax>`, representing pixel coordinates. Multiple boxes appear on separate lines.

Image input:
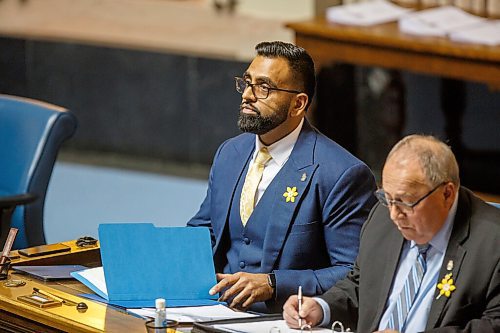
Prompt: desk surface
<box><xmin>0</xmin><ymin>278</ymin><xmax>146</xmax><ymax>333</ymax></box>
<box><xmin>286</xmin><ymin>18</ymin><xmax>500</xmax><ymax>88</ymax></box>
<box><xmin>0</xmin><ymin>240</ymin><xmax>148</xmax><ymax>333</ymax></box>
<box><xmin>0</xmin><ymin>0</ymin><xmax>292</xmax><ymax>61</ymax></box>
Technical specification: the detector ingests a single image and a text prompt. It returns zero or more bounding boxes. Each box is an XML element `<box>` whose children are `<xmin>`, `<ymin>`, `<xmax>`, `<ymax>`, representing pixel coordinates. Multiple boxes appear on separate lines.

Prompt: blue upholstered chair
<box><xmin>0</xmin><ymin>94</ymin><xmax>77</xmax><ymax>249</ymax></box>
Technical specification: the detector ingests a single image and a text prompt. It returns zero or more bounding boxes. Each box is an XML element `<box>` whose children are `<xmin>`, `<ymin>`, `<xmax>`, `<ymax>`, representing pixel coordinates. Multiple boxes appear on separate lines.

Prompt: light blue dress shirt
<box><xmin>316</xmin><ymin>195</ymin><xmax>458</xmax><ymax>332</ymax></box>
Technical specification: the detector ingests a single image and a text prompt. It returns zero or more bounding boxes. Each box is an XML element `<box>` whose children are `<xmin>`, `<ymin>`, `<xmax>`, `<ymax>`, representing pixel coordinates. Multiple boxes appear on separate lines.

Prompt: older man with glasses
<box><xmin>284</xmin><ymin>134</ymin><xmax>500</xmax><ymax>332</ymax></box>
<box><xmin>188</xmin><ymin>41</ymin><xmax>376</xmax><ymax>313</ymax></box>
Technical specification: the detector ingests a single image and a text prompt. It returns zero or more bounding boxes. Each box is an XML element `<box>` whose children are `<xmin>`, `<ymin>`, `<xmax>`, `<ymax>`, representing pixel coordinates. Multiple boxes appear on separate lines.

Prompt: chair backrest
<box><xmin>0</xmin><ymin>94</ymin><xmax>77</xmax><ymax>249</ymax></box>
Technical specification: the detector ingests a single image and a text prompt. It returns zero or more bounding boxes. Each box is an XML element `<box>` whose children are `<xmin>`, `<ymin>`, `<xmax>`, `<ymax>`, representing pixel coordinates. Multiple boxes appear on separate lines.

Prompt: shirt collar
<box><xmin>410</xmin><ymin>191</ymin><xmax>459</xmax><ymax>254</ymax></box>
<box><xmin>254</xmin><ymin>118</ymin><xmax>304</xmax><ymax>167</ymax></box>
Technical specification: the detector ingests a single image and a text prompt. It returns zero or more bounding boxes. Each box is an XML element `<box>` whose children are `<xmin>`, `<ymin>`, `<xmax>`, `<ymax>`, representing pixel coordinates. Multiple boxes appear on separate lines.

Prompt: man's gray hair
<box><xmin>387</xmin><ymin>134</ymin><xmax>460</xmax><ymax>187</ymax></box>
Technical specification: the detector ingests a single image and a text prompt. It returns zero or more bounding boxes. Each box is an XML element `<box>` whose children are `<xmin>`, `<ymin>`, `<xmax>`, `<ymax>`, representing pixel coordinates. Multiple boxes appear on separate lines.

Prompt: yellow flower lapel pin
<box><xmin>283</xmin><ymin>186</ymin><xmax>298</xmax><ymax>203</ymax></box>
<box><xmin>436</xmin><ymin>273</ymin><xmax>456</xmax><ymax>299</ymax></box>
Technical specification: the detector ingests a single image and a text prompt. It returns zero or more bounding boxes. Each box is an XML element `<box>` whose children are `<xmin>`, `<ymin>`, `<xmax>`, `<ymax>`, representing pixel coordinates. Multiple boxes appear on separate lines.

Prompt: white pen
<box><xmin>298</xmin><ymin>285</ymin><xmax>303</xmax><ymax>328</ymax></box>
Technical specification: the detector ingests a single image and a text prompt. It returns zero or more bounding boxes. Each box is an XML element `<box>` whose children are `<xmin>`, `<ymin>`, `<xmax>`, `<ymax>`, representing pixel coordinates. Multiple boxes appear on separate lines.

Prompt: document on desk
<box><xmin>72</xmin><ymin>224</ymin><xmax>220</xmax><ymax>308</ymax></box>
<box><xmin>326</xmin><ymin>0</ymin><xmax>412</xmax><ymax>26</ymax></box>
<box><xmin>212</xmin><ymin>320</ymin><xmax>332</xmax><ymax>332</ymax></box>
<box><xmin>128</xmin><ymin>304</ymin><xmax>257</xmax><ymax>323</ymax></box>
<box><xmin>399</xmin><ymin>6</ymin><xmax>485</xmax><ymax>37</ymax></box>
<box><xmin>71</xmin><ymin>266</ymin><xmax>108</xmax><ymax>299</ymax></box>
<box><xmin>449</xmin><ymin>20</ymin><xmax>500</xmax><ymax>46</ymax></box>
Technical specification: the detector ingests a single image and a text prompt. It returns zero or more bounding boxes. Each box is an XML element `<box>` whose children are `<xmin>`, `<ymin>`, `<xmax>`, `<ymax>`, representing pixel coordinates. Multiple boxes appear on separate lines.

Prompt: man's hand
<box><xmin>283</xmin><ymin>295</ymin><xmax>323</xmax><ymax>329</ymax></box>
<box><xmin>209</xmin><ymin>272</ymin><xmax>273</xmax><ymax>310</ymax></box>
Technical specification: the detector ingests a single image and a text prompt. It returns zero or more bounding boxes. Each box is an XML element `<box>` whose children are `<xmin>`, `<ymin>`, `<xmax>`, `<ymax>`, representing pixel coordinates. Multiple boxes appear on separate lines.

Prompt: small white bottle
<box><xmin>154</xmin><ymin>298</ymin><xmax>167</xmax><ymax>330</ymax></box>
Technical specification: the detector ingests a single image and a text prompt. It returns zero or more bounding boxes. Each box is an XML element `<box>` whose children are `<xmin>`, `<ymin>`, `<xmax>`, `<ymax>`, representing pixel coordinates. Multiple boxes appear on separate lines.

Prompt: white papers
<box><xmin>71</xmin><ymin>266</ymin><xmax>108</xmax><ymax>299</ymax></box>
<box><xmin>399</xmin><ymin>6</ymin><xmax>485</xmax><ymax>37</ymax></box>
<box><xmin>449</xmin><ymin>20</ymin><xmax>500</xmax><ymax>46</ymax></box>
<box><xmin>213</xmin><ymin>319</ymin><xmax>332</xmax><ymax>333</ymax></box>
<box><xmin>326</xmin><ymin>0</ymin><xmax>413</xmax><ymax>26</ymax></box>
<box><xmin>128</xmin><ymin>304</ymin><xmax>257</xmax><ymax>323</ymax></box>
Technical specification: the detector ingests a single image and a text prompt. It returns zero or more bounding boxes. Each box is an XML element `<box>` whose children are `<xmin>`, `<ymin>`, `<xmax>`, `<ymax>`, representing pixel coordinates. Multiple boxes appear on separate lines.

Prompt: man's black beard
<box><xmin>237</xmin><ymin>107</ymin><xmax>288</xmax><ymax>135</ymax></box>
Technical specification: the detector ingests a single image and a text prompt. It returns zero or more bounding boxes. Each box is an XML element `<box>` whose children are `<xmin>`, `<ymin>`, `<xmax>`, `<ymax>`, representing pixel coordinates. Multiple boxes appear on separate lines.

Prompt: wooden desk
<box><xmin>0</xmin><ymin>241</ymin><xmax>147</xmax><ymax>332</ymax></box>
<box><xmin>286</xmin><ymin>18</ymin><xmax>500</xmax><ymax>88</ymax></box>
<box><xmin>9</xmin><ymin>239</ymin><xmax>101</xmax><ymax>268</ymax></box>
<box><xmin>286</xmin><ymin>18</ymin><xmax>500</xmax><ymax>161</ymax></box>
<box><xmin>0</xmin><ymin>0</ymin><xmax>291</xmax><ymax>62</ymax></box>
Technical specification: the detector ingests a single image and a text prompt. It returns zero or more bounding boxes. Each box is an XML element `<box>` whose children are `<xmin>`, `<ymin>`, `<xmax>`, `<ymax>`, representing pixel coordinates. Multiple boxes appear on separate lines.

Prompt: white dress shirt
<box><xmin>247</xmin><ymin>118</ymin><xmax>304</xmax><ymax>205</ymax></box>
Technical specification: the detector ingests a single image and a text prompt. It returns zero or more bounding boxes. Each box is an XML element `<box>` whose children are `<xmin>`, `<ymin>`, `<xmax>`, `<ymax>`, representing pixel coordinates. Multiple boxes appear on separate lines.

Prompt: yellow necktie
<box><xmin>240</xmin><ymin>147</ymin><xmax>272</xmax><ymax>226</ymax></box>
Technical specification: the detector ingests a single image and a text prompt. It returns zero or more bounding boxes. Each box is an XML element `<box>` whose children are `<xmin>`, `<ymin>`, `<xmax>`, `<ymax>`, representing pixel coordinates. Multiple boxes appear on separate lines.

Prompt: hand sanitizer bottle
<box><xmin>154</xmin><ymin>298</ymin><xmax>167</xmax><ymax>330</ymax></box>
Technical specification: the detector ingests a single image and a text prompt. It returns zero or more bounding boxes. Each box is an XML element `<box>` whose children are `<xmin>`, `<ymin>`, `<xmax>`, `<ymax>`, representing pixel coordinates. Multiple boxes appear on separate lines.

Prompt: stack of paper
<box><xmin>449</xmin><ymin>20</ymin><xmax>500</xmax><ymax>46</ymax></box>
<box><xmin>399</xmin><ymin>6</ymin><xmax>485</xmax><ymax>37</ymax></box>
<box><xmin>213</xmin><ymin>319</ymin><xmax>332</xmax><ymax>333</ymax></box>
<box><xmin>326</xmin><ymin>0</ymin><xmax>413</xmax><ymax>26</ymax></box>
<box><xmin>71</xmin><ymin>266</ymin><xmax>108</xmax><ymax>300</ymax></box>
<box><xmin>128</xmin><ymin>304</ymin><xmax>257</xmax><ymax>323</ymax></box>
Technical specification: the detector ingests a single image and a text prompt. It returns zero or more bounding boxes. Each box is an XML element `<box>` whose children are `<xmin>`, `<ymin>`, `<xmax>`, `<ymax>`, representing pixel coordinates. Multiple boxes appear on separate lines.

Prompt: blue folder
<box><xmin>77</xmin><ymin>223</ymin><xmax>220</xmax><ymax>308</ymax></box>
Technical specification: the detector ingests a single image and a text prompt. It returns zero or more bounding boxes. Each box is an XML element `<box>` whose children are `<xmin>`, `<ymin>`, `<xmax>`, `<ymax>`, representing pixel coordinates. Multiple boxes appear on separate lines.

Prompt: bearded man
<box><xmin>188</xmin><ymin>41</ymin><xmax>376</xmax><ymax>313</ymax></box>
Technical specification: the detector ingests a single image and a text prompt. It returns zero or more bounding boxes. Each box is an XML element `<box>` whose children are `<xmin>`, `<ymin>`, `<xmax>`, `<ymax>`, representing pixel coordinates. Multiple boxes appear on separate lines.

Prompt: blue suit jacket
<box><xmin>188</xmin><ymin>120</ymin><xmax>376</xmax><ymax>311</ymax></box>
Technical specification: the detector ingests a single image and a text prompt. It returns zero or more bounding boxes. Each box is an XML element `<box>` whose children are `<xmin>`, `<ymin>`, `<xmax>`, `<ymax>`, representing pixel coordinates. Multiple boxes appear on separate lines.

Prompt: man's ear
<box><xmin>291</xmin><ymin>93</ymin><xmax>308</xmax><ymax>117</ymax></box>
<box><xmin>443</xmin><ymin>182</ymin><xmax>457</xmax><ymax>204</ymax></box>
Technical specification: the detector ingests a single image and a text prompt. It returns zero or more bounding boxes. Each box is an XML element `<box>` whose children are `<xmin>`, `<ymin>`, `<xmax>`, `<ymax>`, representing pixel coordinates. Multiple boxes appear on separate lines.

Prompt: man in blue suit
<box><xmin>188</xmin><ymin>41</ymin><xmax>376</xmax><ymax>312</ymax></box>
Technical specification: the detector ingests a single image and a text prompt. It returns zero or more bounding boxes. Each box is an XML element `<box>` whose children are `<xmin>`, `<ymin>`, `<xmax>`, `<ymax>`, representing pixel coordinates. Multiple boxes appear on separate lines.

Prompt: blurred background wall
<box><xmin>0</xmin><ymin>0</ymin><xmax>498</xmax><ymax>242</ymax></box>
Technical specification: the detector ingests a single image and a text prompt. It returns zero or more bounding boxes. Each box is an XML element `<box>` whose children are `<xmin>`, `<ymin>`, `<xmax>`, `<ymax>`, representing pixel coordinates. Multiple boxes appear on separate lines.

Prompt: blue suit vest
<box><xmin>224</xmin><ymin>156</ymin><xmax>268</xmax><ymax>274</ymax></box>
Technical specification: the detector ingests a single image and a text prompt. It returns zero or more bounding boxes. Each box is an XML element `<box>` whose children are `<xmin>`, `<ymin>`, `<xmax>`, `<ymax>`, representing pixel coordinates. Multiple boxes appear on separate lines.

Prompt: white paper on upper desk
<box><xmin>398</xmin><ymin>6</ymin><xmax>485</xmax><ymax>37</ymax></box>
<box><xmin>127</xmin><ymin>304</ymin><xmax>257</xmax><ymax>323</ymax></box>
<box><xmin>213</xmin><ymin>319</ymin><xmax>333</xmax><ymax>333</ymax></box>
<box><xmin>449</xmin><ymin>20</ymin><xmax>500</xmax><ymax>46</ymax></box>
<box><xmin>326</xmin><ymin>0</ymin><xmax>413</xmax><ymax>26</ymax></box>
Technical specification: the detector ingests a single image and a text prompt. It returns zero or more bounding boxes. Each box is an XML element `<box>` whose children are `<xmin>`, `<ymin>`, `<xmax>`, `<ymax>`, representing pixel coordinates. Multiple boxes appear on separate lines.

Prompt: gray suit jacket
<box><xmin>320</xmin><ymin>187</ymin><xmax>500</xmax><ymax>332</ymax></box>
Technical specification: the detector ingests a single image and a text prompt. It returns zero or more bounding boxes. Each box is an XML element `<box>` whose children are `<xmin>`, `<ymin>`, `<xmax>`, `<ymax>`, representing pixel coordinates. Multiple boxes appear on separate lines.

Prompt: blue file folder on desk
<box><xmin>72</xmin><ymin>223</ymin><xmax>219</xmax><ymax>308</ymax></box>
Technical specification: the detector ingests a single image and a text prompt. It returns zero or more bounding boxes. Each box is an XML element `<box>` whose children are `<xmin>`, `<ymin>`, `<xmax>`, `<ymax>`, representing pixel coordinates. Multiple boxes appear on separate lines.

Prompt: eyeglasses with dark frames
<box><xmin>235</xmin><ymin>76</ymin><xmax>301</xmax><ymax>100</ymax></box>
<box><xmin>375</xmin><ymin>182</ymin><xmax>446</xmax><ymax>214</ymax></box>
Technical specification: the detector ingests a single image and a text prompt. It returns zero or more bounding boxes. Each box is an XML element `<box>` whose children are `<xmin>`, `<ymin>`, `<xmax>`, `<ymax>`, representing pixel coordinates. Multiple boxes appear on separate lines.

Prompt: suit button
<box><xmin>243</xmin><ymin>237</ymin><xmax>250</xmax><ymax>244</ymax></box>
<box><xmin>239</xmin><ymin>261</ymin><xmax>245</xmax><ymax>268</ymax></box>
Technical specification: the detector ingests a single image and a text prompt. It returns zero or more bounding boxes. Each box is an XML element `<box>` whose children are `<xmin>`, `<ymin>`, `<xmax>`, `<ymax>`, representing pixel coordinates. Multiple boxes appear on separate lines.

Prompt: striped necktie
<box><xmin>387</xmin><ymin>244</ymin><xmax>430</xmax><ymax>332</ymax></box>
<box><xmin>239</xmin><ymin>147</ymin><xmax>272</xmax><ymax>226</ymax></box>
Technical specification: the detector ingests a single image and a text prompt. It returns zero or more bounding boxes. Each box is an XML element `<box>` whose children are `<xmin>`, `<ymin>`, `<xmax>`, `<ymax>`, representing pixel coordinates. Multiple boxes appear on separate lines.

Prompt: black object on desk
<box><xmin>18</xmin><ymin>243</ymin><xmax>70</xmax><ymax>257</ymax></box>
<box><xmin>76</xmin><ymin>236</ymin><xmax>98</xmax><ymax>248</ymax></box>
<box><xmin>0</xmin><ymin>258</ymin><xmax>11</xmax><ymax>280</ymax></box>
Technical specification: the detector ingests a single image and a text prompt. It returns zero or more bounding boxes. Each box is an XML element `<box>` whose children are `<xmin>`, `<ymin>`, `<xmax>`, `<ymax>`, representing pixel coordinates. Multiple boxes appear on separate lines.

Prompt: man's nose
<box><xmin>242</xmin><ymin>85</ymin><xmax>256</xmax><ymax>101</ymax></box>
<box><xmin>389</xmin><ymin>204</ymin><xmax>404</xmax><ymax>220</ymax></box>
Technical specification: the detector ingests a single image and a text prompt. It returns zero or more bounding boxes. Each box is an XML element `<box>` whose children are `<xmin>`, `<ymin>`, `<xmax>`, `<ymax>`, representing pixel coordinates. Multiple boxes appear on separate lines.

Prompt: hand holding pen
<box><xmin>282</xmin><ymin>290</ymin><xmax>324</xmax><ymax>329</ymax></box>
